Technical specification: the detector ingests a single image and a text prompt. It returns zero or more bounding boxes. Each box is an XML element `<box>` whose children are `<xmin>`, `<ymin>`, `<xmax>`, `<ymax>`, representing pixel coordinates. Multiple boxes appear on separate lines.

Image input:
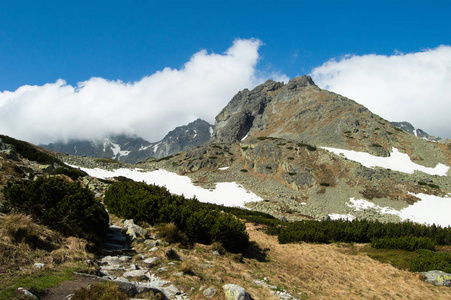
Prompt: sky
<box><xmin>1</xmin><ymin>0</ymin><xmax>451</xmax><ymax>144</ymax></box>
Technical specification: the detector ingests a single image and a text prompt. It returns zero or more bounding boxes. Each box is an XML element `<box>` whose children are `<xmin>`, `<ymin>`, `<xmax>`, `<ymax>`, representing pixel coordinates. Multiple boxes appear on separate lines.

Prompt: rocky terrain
<box><xmin>42</xmin><ymin>119</ymin><xmax>213</xmax><ymax>163</ymax></box>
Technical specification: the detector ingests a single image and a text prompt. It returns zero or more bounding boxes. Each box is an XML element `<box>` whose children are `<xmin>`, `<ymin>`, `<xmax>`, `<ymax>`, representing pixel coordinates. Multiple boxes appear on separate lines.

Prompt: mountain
<box><xmin>42</xmin><ymin>119</ymin><xmax>213</xmax><ymax>163</ymax></box>
<box><xmin>138</xmin><ymin>76</ymin><xmax>451</xmax><ymax>222</ymax></box>
<box><xmin>391</xmin><ymin>121</ymin><xmax>441</xmax><ymax>142</ymax></box>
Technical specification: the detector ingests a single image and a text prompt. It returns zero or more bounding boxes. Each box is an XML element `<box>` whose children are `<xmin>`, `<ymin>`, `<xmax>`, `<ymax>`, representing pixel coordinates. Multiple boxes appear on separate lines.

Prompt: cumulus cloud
<box><xmin>311</xmin><ymin>45</ymin><xmax>451</xmax><ymax>139</ymax></box>
<box><xmin>0</xmin><ymin>38</ymin><xmax>289</xmax><ymax>144</ymax></box>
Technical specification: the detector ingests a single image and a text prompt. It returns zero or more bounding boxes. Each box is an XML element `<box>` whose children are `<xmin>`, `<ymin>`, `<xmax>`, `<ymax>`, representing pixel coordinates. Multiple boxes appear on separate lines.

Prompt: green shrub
<box><xmin>240</xmin><ymin>169</ymin><xmax>248</xmax><ymax>172</ymax></box>
<box><xmin>279</xmin><ymin>219</ymin><xmax>451</xmax><ymax>245</ymax></box>
<box><xmin>104</xmin><ymin>181</ymin><xmax>249</xmax><ymax>253</ymax></box>
<box><xmin>3</xmin><ymin>177</ymin><xmax>109</xmax><ymax>240</ymax></box>
<box><xmin>320</xmin><ymin>183</ymin><xmax>330</xmax><ymax>187</ymax></box>
<box><xmin>410</xmin><ymin>249</ymin><xmax>451</xmax><ymax>273</ymax></box>
<box><xmin>0</xmin><ymin>135</ymin><xmax>63</xmax><ymax>165</ymax></box>
<box><xmin>371</xmin><ymin>235</ymin><xmax>437</xmax><ymax>251</ymax></box>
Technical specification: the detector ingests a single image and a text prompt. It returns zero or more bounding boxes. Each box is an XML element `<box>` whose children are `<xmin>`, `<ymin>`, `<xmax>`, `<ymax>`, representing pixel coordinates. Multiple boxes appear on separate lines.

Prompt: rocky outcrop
<box><xmin>211</xmin><ymin>80</ymin><xmax>284</xmax><ymax>143</ymax></box>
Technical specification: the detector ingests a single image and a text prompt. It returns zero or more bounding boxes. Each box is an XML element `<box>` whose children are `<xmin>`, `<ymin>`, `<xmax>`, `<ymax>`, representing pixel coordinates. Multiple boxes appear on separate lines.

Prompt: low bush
<box><xmin>104</xmin><ymin>181</ymin><xmax>249</xmax><ymax>253</ymax></box>
<box><xmin>278</xmin><ymin>219</ymin><xmax>451</xmax><ymax>245</ymax></box>
<box><xmin>0</xmin><ymin>135</ymin><xmax>62</xmax><ymax>165</ymax></box>
<box><xmin>410</xmin><ymin>249</ymin><xmax>451</xmax><ymax>273</ymax></box>
<box><xmin>371</xmin><ymin>235</ymin><xmax>437</xmax><ymax>251</ymax></box>
<box><xmin>3</xmin><ymin>177</ymin><xmax>109</xmax><ymax>241</ymax></box>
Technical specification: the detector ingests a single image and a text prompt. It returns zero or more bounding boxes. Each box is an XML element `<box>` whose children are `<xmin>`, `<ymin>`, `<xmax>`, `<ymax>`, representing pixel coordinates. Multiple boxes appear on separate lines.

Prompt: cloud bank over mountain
<box><xmin>0</xmin><ymin>39</ymin><xmax>288</xmax><ymax>144</ymax></box>
<box><xmin>311</xmin><ymin>45</ymin><xmax>451</xmax><ymax>139</ymax></box>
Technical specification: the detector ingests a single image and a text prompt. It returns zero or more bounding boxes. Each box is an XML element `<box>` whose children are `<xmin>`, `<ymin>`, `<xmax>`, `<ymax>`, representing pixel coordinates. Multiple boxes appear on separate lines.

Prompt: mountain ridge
<box><xmin>41</xmin><ymin>118</ymin><xmax>213</xmax><ymax>163</ymax></box>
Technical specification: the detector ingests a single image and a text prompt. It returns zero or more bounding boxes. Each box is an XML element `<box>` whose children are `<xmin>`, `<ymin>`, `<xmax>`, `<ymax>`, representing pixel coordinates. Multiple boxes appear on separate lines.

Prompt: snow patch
<box><xmin>345</xmin><ymin>195</ymin><xmax>451</xmax><ymax>227</ymax></box>
<box><xmin>153</xmin><ymin>142</ymin><xmax>161</xmax><ymax>153</ymax></box>
<box><xmin>323</xmin><ymin>147</ymin><xmax>449</xmax><ymax>176</ymax></box>
<box><xmin>241</xmin><ymin>134</ymin><xmax>248</xmax><ymax>141</ymax></box>
<box><xmin>209</xmin><ymin>127</ymin><xmax>213</xmax><ymax>136</ymax></box>
<box><xmin>328</xmin><ymin>214</ymin><xmax>355</xmax><ymax>221</ymax></box>
<box><xmin>346</xmin><ymin>198</ymin><xmax>399</xmax><ymax>215</ymax></box>
<box><xmin>139</xmin><ymin>144</ymin><xmax>153</xmax><ymax>151</ymax></box>
<box><xmin>398</xmin><ymin>193</ymin><xmax>451</xmax><ymax>227</ymax></box>
<box><xmin>75</xmin><ymin>167</ymin><xmax>262</xmax><ymax>207</ymax></box>
<box><xmin>218</xmin><ymin>166</ymin><xmax>230</xmax><ymax>170</ymax></box>
<box><xmin>110</xmin><ymin>142</ymin><xmax>131</xmax><ymax>157</ymax></box>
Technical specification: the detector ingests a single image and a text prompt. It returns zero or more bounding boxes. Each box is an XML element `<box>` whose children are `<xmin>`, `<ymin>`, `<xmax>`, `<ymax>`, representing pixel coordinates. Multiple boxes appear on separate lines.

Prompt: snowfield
<box><xmin>76</xmin><ymin>167</ymin><xmax>262</xmax><ymax>208</ymax></box>
<box><xmin>323</xmin><ymin>147</ymin><xmax>449</xmax><ymax>176</ymax></box>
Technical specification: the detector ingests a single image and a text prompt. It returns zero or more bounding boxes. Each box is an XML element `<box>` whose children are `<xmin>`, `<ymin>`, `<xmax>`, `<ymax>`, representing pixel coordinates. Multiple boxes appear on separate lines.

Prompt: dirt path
<box><xmin>41</xmin><ymin>274</ymin><xmax>105</xmax><ymax>300</ymax></box>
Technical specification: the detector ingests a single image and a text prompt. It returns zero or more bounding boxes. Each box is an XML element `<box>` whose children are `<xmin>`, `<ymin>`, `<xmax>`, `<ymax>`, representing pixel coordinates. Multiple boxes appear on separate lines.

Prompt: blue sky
<box><xmin>1</xmin><ymin>0</ymin><xmax>451</xmax><ymax>143</ymax></box>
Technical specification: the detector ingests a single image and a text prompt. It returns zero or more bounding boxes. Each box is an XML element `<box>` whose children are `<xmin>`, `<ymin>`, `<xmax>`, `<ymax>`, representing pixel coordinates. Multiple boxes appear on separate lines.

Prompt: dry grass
<box><xmin>0</xmin><ymin>213</ymin><xmax>96</xmax><ymax>296</ymax></box>
<box><xmin>152</xmin><ymin>223</ymin><xmax>451</xmax><ymax>300</ymax></box>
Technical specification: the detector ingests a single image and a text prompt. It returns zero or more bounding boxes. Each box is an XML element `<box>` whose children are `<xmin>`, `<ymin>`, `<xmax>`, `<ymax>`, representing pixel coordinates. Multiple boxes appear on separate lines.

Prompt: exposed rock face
<box><xmin>41</xmin><ymin>118</ymin><xmax>213</xmax><ymax>163</ymax></box>
<box><xmin>211</xmin><ymin>79</ymin><xmax>284</xmax><ymax>143</ymax></box>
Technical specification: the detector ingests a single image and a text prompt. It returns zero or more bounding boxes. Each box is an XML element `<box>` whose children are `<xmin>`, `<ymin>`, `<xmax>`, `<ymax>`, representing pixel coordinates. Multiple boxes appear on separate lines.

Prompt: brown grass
<box><xmin>155</xmin><ymin>223</ymin><xmax>451</xmax><ymax>300</ymax></box>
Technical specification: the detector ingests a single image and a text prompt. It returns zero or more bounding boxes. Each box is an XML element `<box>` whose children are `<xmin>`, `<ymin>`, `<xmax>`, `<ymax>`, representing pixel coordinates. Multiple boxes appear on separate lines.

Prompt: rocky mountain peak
<box><xmin>286</xmin><ymin>75</ymin><xmax>316</xmax><ymax>90</ymax></box>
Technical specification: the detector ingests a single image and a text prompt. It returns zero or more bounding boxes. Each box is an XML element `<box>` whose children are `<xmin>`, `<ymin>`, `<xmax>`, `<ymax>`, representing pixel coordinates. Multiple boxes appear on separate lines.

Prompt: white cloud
<box><xmin>311</xmin><ymin>46</ymin><xmax>451</xmax><ymax>139</ymax></box>
<box><xmin>0</xmin><ymin>38</ymin><xmax>288</xmax><ymax>144</ymax></box>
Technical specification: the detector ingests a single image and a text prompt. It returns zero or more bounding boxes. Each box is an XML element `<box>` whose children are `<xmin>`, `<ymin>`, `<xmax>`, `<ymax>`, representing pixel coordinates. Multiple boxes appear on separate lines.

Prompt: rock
<box><xmin>172</xmin><ymin>272</ymin><xmax>184</xmax><ymax>277</ymax></box>
<box><xmin>123</xmin><ymin>270</ymin><xmax>147</xmax><ymax>278</ymax></box>
<box><xmin>203</xmin><ymin>286</ymin><xmax>217</xmax><ymax>298</ymax></box>
<box><xmin>33</xmin><ymin>263</ymin><xmax>45</xmax><ymax>269</ymax></box>
<box><xmin>212</xmin><ymin>251</ymin><xmax>221</xmax><ymax>256</ymax></box>
<box><xmin>17</xmin><ymin>287</ymin><xmax>39</xmax><ymax>299</ymax></box>
<box><xmin>123</xmin><ymin>219</ymin><xmax>147</xmax><ymax>239</ymax></box>
<box><xmin>161</xmin><ymin>284</ymin><xmax>182</xmax><ymax>299</ymax></box>
<box><xmin>100</xmin><ymin>255</ymin><xmax>123</xmax><ymax>266</ymax></box>
<box><xmin>143</xmin><ymin>257</ymin><xmax>160</xmax><ymax>267</ymax></box>
<box><xmin>144</xmin><ymin>239</ymin><xmax>159</xmax><ymax>248</ymax></box>
<box><xmin>149</xmin><ymin>246</ymin><xmax>159</xmax><ymax>252</ymax></box>
<box><xmin>165</xmin><ymin>248</ymin><xmax>181</xmax><ymax>260</ymax></box>
<box><xmin>223</xmin><ymin>284</ymin><xmax>252</xmax><ymax>300</ymax></box>
<box><xmin>421</xmin><ymin>270</ymin><xmax>451</xmax><ymax>286</ymax></box>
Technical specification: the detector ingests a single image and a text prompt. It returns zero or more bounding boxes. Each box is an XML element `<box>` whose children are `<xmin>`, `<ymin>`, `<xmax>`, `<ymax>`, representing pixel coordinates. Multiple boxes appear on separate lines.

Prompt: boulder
<box><xmin>122</xmin><ymin>269</ymin><xmax>147</xmax><ymax>278</ymax></box>
<box><xmin>203</xmin><ymin>286</ymin><xmax>217</xmax><ymax>298</ymax></box>
<box><xmin>223</xmin><ymin>284</ymin><xmax>252</xmax><ymax>300</ymax></box>
<box><xmin>143</xmin><ymin>257</ymin><xmax>160</xmax><ymax>267</ymax></box>
<box><xmin>421</xmin><ymin>270</ymin><xmax>451</xmax><ymax>286</ymax></box>
<box><xmin>123</xmin><ymin>219</ymin><xmax>147</xmax><ymax>239</ymax></box>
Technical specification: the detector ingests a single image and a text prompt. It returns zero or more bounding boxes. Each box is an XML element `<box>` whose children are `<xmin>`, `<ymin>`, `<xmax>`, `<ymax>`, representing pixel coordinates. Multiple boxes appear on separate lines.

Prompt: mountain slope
<box><xmin>137</xmin><ymin>76</ymin><xmax>451</xmax><ymax>223</ymax></box>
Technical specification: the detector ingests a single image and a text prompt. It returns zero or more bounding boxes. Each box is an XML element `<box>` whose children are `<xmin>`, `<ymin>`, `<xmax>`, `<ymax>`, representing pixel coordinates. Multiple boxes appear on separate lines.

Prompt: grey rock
<box><xmin>123</xmin><ymin>219</ymin><xmax>147</xmax><ymax>239</ymax></box>
<box><xmin>17</xmin><ymin>287</ymin><xmax>39</xmax><ymax>299</ymax></box>
<box><xmin>144</xmin><ymin>239</ymin><xmax>160</xmax><ymax>248</ymax></box>
<box><xmin>33</xmin><ymin>263</ymin><xmax>45</xmax><ymax>269</ymax></box>
<box><xmin>172</xmin><ymin>272</ymin><xmax>184</xmax><ymax>277</ymax></box>
<box><xmin>161</xmin><ymin>284</ymin><xmax>181</xmax><ymax>298</ymax></box>
<box><xmin>123</xmin><ymin>270</ymin><xmax>147</xmax><ymax>278</ymax></box>
<box><xmin>223</xmin><ymin>284</ymin><xmax>252</xmax><ymax>300</ymax></box>
<box><xmin>421</xmin><ymin>270</ymin><xmax>451</xmax><ymax>286</ymax></box>
<box><xmin>143</xmin><ymin>257</ymin><xmax>160</xmax><ymax>266</ymax></box>
<box><xmin>100</xmin><ymin>255</ymin><xmax>123</xmax><ymax>266</ymax></box>
<box><xmin>203</xmin><ymin>286</ymin><xmax>217</xmax><ymax>298</ymax></box>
